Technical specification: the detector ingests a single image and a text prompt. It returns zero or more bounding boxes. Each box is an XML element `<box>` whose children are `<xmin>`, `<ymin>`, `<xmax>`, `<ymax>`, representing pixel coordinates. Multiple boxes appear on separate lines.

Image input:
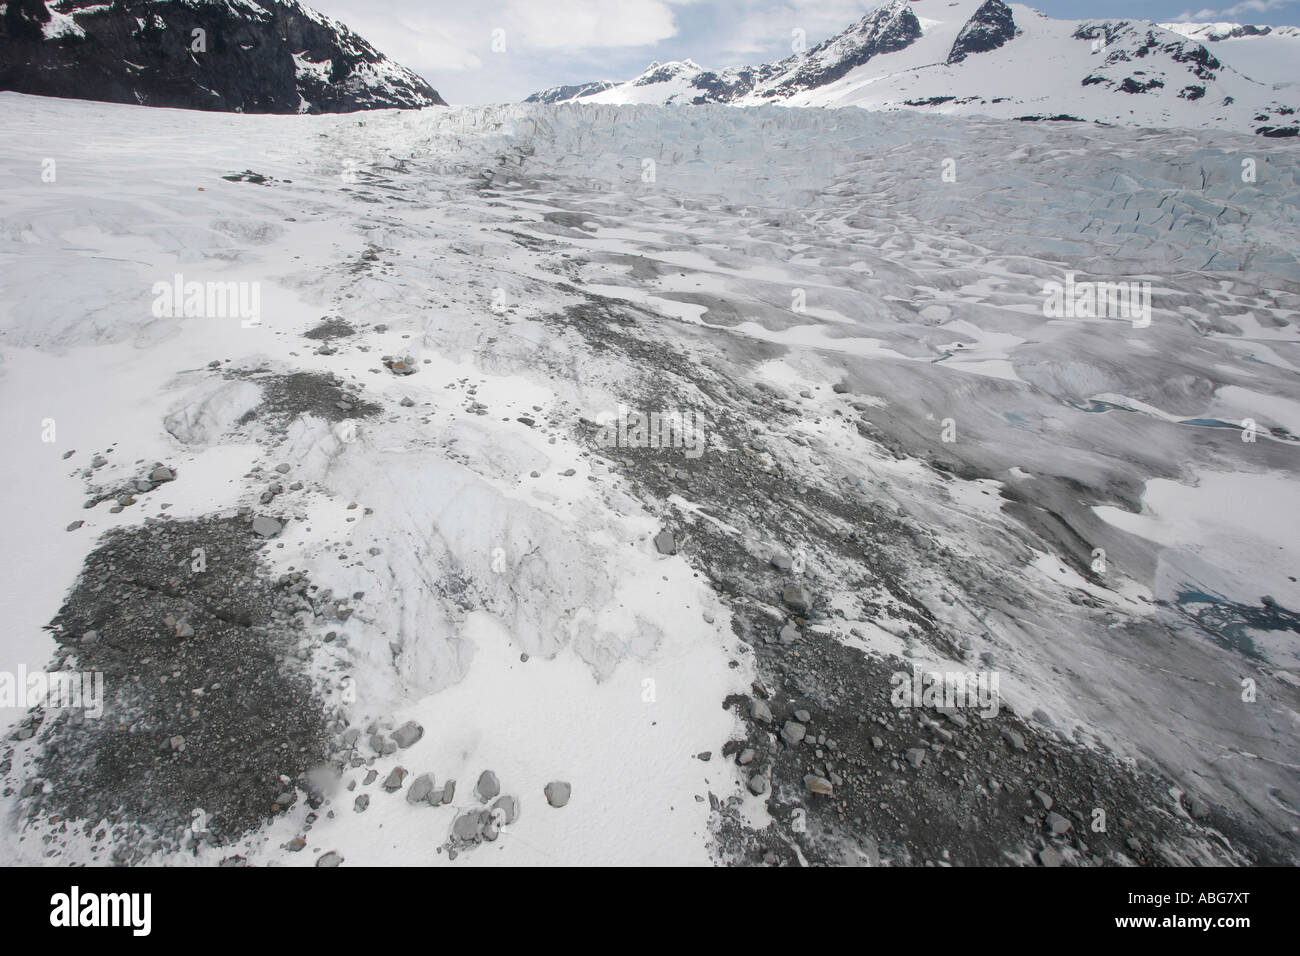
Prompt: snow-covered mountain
<box><xmin>1160</xmin><ymin>21</ymin><xmax>1300</xmax><ymax>88</ymax></box>
<box><xmin>0</xmin><ymin>0</ymin><xmax>446</xmax><ymax>113</ymax></box>
<box><xmin>529</xmin><ymin>0</ymin><xmax>1298</xmax><ymax>135</ymax></box>
<box><xmin>523</xmin><ymin>80</ymin><xmax>617</xmax><ymax>105</ymax></box>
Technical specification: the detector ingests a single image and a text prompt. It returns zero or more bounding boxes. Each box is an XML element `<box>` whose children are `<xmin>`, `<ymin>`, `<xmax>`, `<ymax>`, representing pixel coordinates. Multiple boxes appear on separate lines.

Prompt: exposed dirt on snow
<box><xmin>4</xmin><ymin>515</ymin><xmax>331</xmax><ymax>863</ymax></box>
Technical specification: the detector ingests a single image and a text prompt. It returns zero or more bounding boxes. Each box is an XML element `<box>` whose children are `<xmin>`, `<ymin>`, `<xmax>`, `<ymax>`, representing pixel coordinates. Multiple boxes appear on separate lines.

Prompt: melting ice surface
<box><xmin>0</xmin><ymin>94</ymin><xmax>1297</xmax><ymax>863</ymax></box>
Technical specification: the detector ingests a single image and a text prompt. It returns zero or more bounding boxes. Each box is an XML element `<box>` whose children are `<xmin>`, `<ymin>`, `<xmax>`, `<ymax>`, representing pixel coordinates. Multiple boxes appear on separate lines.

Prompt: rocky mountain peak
<box><xmin>766</xmin><ymin>0</ymin><xmax>922</xmax><ymax>97</ymax></box>
<box><xmin>948</xmin><ymin>0</ymin><xmax>1019</xmax><ymax>64</ymax></box>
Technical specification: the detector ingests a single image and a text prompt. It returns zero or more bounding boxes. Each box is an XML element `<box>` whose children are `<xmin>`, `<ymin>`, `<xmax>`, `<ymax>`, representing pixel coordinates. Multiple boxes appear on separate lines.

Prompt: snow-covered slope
<box><xmin>0</xmin><ymin>0</ymin><xmax>446</xmax><ymax>112</ymax></box>
<box><xmin>541</xmin><ymin>0</ymin><xmax>1297</xmax><ymax>135</ymax></box>
<box><xmin>1</xmin><ymin>93</ymin><xmax>1298</xmax><ymax>866</ymax></box>
<box><xmin>1160</xmin><ymin>21</ymin><xmax>1300</xmax><ymax>88</ymax></box>
<box><xmin>524</xmin><ymin>80</ymin><xmax>617</xmax><ymax>105</ymax></box>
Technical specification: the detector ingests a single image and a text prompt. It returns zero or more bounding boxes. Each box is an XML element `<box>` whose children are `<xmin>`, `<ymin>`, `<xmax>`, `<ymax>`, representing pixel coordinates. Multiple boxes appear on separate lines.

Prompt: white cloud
<box><xmin>501</xmin><ymin>0</ymin><xmax>680</xmax><ymax>50</ymax></box>
<box><xmin>309</xmin><ymin>0</ymin><xmax>682</xmax><ymax>70</ymax></box>
<box><xmin>1174</xmin><ymin>0</ymin><xmax>1299</xmax><ymax>19</ymax></box>
<box><xmin>708</xmin><ymin>0</ymin><xmax>875</xmax><ymax>61</ymax></box>
<box><xmin>1170</xmin><ymin>8</ymin><xmax>1225</xmax><ymax>20</ymax></box>
<box><xmin>342</xmin><ymin>12</ymin><xmax>483</xmax><ymax>72</ymax></box>
<box><xmin>1222</xmin><ymin>0</ymin><xmax>1298</xmax><ymax>14</ymax></box>
<box><xmin>305</xmin><ymin>0</ymin><xmax>690</xmax><ymax>102</ymax></box>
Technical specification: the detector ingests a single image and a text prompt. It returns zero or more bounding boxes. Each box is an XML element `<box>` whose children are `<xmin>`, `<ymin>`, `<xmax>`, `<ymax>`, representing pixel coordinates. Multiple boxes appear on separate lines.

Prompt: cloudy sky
<box><xmin>306</xmin><ymin>0</ymin><xmax>1300</xmax><ymax>104</ymax></box>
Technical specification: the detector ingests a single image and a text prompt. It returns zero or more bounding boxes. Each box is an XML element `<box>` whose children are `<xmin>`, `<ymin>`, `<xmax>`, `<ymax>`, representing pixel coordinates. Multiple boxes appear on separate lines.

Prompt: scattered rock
<box><xmin>491</xmin><ymin>794</ymin><xmax>518</xmax><ymax>825</ymax></box>
<box><xmin>476</xmin><ymin>770</ymin><xmax>500</xmax><ymax>801</ymax></box>
<box><xmin>804</xmin><ymin>774</ymin><xmax>834</xmax><ymax>795</ymax></box>
<box><xmin>1038</xmin><ymin>846</ymin><xmax>1064</xmax><ymax>868</ymax></box>
<box><xmin>544</xmin><ymin>780</ymin><xmax>571</xmax><ymax>807</ymax></box>
<box><xmin>391</xmin><ymin>721</ymin><xmax>423</xmax><ymax>749</ymax></box>
<box><xmin>316</xmin><ymin>851</ymin><xmax>344</xmax><ymax>867</ymax></box>
<box><xmin>384</xmin><ymin>355</ymin><xmax>418</xmax><ymax>376</ymax></box>
<box><xmin>251</xmin><ymin>515</ymin><xmax>283</xmax><ymax>538</ymax></box>
<box><xmin>780</xmin><ymin>720</ymin><xmax>806</xmax><ymax>745</ymax></box>
<box><xmin>452</xmin><ymin>809</ymin><xmax>486</xmax><ymax>840</ymax></box>
<box><xmin>781</xmin><ymin>584</ymin><xmax>811</xmax><ymax>613</ymax></box>
<box><xmin>406</xmin><ymin>773</ymin><xmax>435</xmax><ymax>805</ymax></box>
<box><xmin>654</xmin><ymin>530</ymin><xmax>677</xmax><ymax>555</ymax></box>
<box><xmin>1045</xmin><ymin>811</ymin><xmax>1072</xmax><ymax>835</ymax></box>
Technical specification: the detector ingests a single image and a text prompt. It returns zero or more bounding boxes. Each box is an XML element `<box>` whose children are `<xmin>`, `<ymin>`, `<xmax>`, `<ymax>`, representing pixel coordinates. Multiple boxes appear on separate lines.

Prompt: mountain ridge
<box><xmin>0</xmin><ymin>0</ymin><xmax>446</xmax><ymax>113</ymax></box>
<box><xmin>527</xmin><ymin>0</ymin><xmax>1297</xmax><ymax>136</ymax></box>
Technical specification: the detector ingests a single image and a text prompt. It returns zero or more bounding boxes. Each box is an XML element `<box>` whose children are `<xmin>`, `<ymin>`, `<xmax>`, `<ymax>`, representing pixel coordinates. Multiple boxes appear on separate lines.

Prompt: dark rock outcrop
<box><xmin>761</xmin><ymin>0</ymin><xmax>922</xmax><ymax>98</ymax></box>
<box><xmin>947</xmin><ymin>0</ymin><xmax>1018</xmax><ymax>64</ymax></box>
<box><xmin>0</xmin><ymin>0</ymin><xmax>445</xmax><ymax>113</ymax></box>
<box><xmin>524</xmin><ymin>80</ymin><xmax>615</xmax><ymax>104</ymax></box>
<box><xmin>1198</xmin><ymin>24</ymin><xmax>1273</xmax><ymax>41</ymax></box>
<box><xmin>1119</xmin><ymin>76</ymin><xmax>1165</xmax><ymax>94</ymax></box>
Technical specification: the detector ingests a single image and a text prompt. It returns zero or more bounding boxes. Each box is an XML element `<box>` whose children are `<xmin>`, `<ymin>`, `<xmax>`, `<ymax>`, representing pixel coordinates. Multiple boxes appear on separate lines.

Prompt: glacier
<box><xmin>0</xmin><ymin>92</ymin><xmax>1297</xmax><ymax>865</ymax></box>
